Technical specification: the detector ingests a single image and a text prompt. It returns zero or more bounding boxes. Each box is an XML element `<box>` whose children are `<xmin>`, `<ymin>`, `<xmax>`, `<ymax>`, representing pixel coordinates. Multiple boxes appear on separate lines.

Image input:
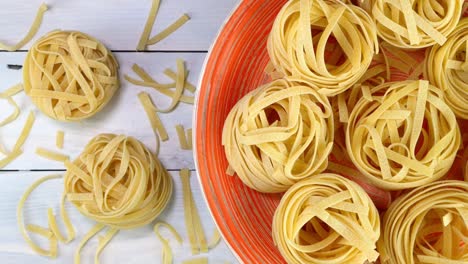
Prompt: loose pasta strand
<box><xmin>147</xmin><ymin>14</ymin><xmax>191</xmax><ymax>45</ymax></box>
<box><xmin>137</xmin><ymin>0</ymin><xmax>161</xmax><ymax>50</ymax></box>
<box><xmin>0</xmin><ymin>3</ymin><xmax>48</xmax><ymax>51</ymax></box>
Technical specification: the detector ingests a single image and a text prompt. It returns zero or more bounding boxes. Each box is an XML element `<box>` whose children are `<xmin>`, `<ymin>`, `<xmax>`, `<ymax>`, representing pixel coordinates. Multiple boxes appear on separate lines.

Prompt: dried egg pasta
<box><xmin>23</xmin><ymin>30</ymin><xmax>119</xmax><ymax>121</ymax></box>
<box><xmin>426</xmin><ymin>18</ymin><xmax>468</xmax><ymax>119</ymax></box>
<box><xmin>379</xmin><ymin>181</ymin><xmax>468</xmax><ymax>264</ymax></box>
<box><xmin>273</xmin><ymin>174</ymin><xmax>380</xmax><ymax>264</ymax></box>
<box><xmin>222</xmin><ymin>79</ymin><xmax>334</xmax><ymax>193</ymax></box>
<box><xmin>268</xmin><ymin>0</ymin><xmax>378</xmax><ymax>96</ymax></box>
<box><xmin>346</xmin><ymin>80</ymin><xmax>461</xmax><ymax>190</ymax></box>
<box><xmin>370</xmin><ymin>0</ymin><xmax>464</xmax><ymax>48</ymax></box>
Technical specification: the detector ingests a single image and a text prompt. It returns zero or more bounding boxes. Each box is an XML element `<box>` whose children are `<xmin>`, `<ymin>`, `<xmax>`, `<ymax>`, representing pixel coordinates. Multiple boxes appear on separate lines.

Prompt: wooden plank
<box><xmin>0</xmin><ymin>52</ymin><xmax>202</xmax><ymax>170</ymax></box>
<box><xmin>0</xmin><ymin>0</ymin><xmax>238</xmax><ymax>51</ymax></box>
<box><xmin>0</xmin><ymin>171</ymin><xmax>236</xmax><ymax>263</ymax></box>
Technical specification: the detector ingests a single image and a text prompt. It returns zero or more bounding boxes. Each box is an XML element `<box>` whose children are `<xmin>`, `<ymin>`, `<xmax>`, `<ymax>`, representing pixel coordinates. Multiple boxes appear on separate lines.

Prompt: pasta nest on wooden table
<box><xmin>346</xmin><ymin>80</ymin><xmax>461</xmax><ymax>190</ymax></box>
<box><xmin>23</xmin><ymin>30</ymin><xmax>119</xmax><ymax>122</ymax></box>
<box><xmin>426</xmin><ymin>18</ymin><xmax>468</xmax><ymax>120</ymax></box>
<box><xmin>366</xmin><ymin>0</ymin><xmax>464</xmax><ymax>49</ymax></box>
<box><xmin>64</xmin><ymin>134</ymin><xmax>173</xmax><ymax>229</ymax></box>
<box><xmin>272</xmin><ymin>173</ymin><xmax>381</xmax><ymax>264</ymax></box>
<box><xmin>222</xmin><ymin>79</ymin><xmax>334</xmax><ymax>193</ymax></box>
<box><xmin>267</xmin><ymin>0</ymin><xmax>378</xmax><ymax>96</ymax></box>
<box><xmin>379</xmin><ymin>180</ymin><xmax>468</xmax><ymax>264</ymax></box>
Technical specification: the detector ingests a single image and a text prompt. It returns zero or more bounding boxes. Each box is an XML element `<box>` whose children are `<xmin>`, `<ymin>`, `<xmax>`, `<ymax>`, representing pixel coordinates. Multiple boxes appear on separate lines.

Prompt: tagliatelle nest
<box><xmin>222</xmin><ymin>79</ymin><xmax>334</xmax><ymax>193</ymax></box>
<box><xmin>346</xmin><ymin>80</ymin><xmax>461</xmax><ymax>190</ymax></box>
<box><xmin>273</xmin><ymin>173</ymin><xmax>381</xmax><ymax>264</ymax></box>
<box><xmin>379</xmin><ymin>181</ymin><xmax>468</xmax><ymax>264</ymax></box>
<box><xmin>64</xmin><ymin>134</ymin><xmax>173</xmax><ymax>229</ymax></box>
<box><xmin>23</xmin><ymin>30</ymin><xmax>119</xmax><ymax>121</ymax></box>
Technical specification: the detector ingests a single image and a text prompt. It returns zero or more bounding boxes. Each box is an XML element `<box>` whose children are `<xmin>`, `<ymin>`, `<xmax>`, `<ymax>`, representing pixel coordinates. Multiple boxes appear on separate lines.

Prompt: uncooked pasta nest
<box><xmin>23</xmin><ymin>30</ymin><xmax>119</xmax><ymax>122</ymax></box>
<box><xmin>267</xmin><ymin>0</ymin><xmax>378</xmax><ymax>96</ymax></box>
<box><xmin>426</xmin><ymin>18</ymin><xmax>468</xmax><ymax>119</ymax></box>
<box><xmin>346</xmin><ymin>80</ymin><xmax>461</xmax><ymax>190</ymax></box>
<box><xmin>379</xmin><ymin>181</ymin><xmax>468</xmax><ymax>264</ymax></box>
<box><xmin>369</xmin><ymin>0</ymin><xmax>464</xmax><ymax>49</ymax></box>
<box><xmin>64</xmin><ymin>134</ymin><xmax>172</xmax><ymax>229</ymax></box>
<box><xmin>273</xmin><ymin>173</ymin><xmax>380</xmax><ymax>264</ymax></box>
<box><xmin>222</xmin><ymin>79</ymin><xmax>334</xmax><ymax>193</ymax></box>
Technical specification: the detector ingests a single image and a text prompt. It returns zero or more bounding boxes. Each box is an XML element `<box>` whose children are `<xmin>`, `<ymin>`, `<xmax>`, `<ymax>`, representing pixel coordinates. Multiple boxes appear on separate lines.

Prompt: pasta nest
<box><xmin>346</xmin><ymin>80</ymin><xmax>461</xmax><ymax>190</ymax></box>
<box><xmin>272</xmin><ymin>173</ymin><xmax>380</xmax><ymax>264</ymax></box>
<box><xmin>222</xmin><ymin>79</ymin><xmax>334</xmax><ymax>193</ymax></box>
<box><xmin>64</xmin><ymin>134</ymin><xmax>172</xmax><ymax>229</ymax></box>
<box><xmin>267</xmin><ymin>0</ymin><xmax>378</xmax><ymax>96</ymax></box>
<box><xmin>369</xmin><ymin>0</ymin><xmax>464</xmax><ymax>49</ymax></box>
<box><xmin>23</xmin><ymin>30</ymin><xmax>119</xmax><ymax>121</ymax></box>
<box><xmin>379</xmin><ymin>181</ymin><xmax>468</xmax><ymax>264</ymax></box>
<box><xmin>426</xmin><ymin>18</ymin><xmax>468</xmax><ymax>119</ymax></box>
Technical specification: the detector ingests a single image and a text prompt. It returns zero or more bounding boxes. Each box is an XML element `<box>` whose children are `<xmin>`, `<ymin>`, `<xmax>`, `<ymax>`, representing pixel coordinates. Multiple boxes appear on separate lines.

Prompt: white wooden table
<box><xmin>0</xmin><ymin>1</ymin><xmax>240</xmax><ymax>263</ymax></box>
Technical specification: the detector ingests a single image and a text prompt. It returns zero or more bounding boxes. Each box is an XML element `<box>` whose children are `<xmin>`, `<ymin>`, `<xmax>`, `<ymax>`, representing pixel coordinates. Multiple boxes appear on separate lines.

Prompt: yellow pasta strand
<box><xmin>138</xmin><ymin>92</ymin><xmax>169</xmax><ymax>143</ymax></box>
<box><xmin>147</xmin><ymin>14</ymin><xmax>190</xmax><ymax>45</ymax></box>
<box><xmin>23</xmin><ymin>30</ymin><xmax>119</xmax><ymax>121</ymax></box>
<box><xmin>64</xmin><ymin>134</ymin><xmax>173</xmax><ymax>229</ymax></box>
<box><xmin>26</xmin><ymin>224</ymin><xmax>53</xmax><ymax>239</ymax></box>
<box><xmin>176</xmin><ymin>125</ymin><xmax>191</xmax><ymax>150</ymax></box>
<box><xmin>125</xmin><ymin>64</ymin><xmax>195</xmax><ymax>104</ymax></box>
<box><xmin>164</xmin><ymin>68</ymin><xmax>196</xmax><ymax>93</ymax></box>
<box><xmin>273</xmin><ymin>174</ymin><xmax>380</xmax><ymax>264</ymax></box>
<box><xmin>0</xmin><ymin>111</ymin><xmax>35</xmax><ymax>169</ymax></box>
<box><xmin>35</xmin><ymin>147</ymin><xmax>69</xmax><ymax>163</ymax></box>
<box><xmin>94</xmin><ymin>228</ymin><xmax>119</xmax><ymax>264</ymax></box>
<box><xmin>17</xmin><ymin>174</ymin><xmax>62</xmax><ymax>257</ymax></box>
<box><xmin>0</xmin><ymin>3</ymin><xmax>48</xmax><ymax>51</ymax></box>
<box><xmin>74</xmin><ymin>223</ymin><xmax>105</xmax><ymax>264</ymax></box>
<box><xmin>180</xmin><ymin>169</ymin><xmax>208</xmax><ymax>254</ymax></box>
<box><xmin>154</xmin><ymin>221</ymin><xmax>183</xmax><ymax>264</ymax></box>
<box><xmin>426</xmin><ymin>18</ymin><xmax>468</xmax><ymax>119</ymax></box>
<box><xmin>346</xmin><ymin>80</ymin><xmax>461</xmax><ymax>190</ymax></box>
<box><xmin>137</xmin><ymin>0</ymin><xmax>161</xmax><ymax>50</ymax></box>
<box><xmin>268</xmin><ymin>0</ymin><xmax>378</xmax><ymax>96</ymax></box>
<box><xmin>56</xmin><ymin>131</ymin><xmax>64</xmax><ymax>149</ymax></box>
<box><xmin>371</xmin><ymin>0</ymin><xmax>464</xmax><ymax>48</ymax></box>
<box><xmin>208</xmin><ymin>229</ymin><xmax>221</xmax><ymax>249</ymax></box>
<box><xmin>222</xmin><ymin>79</ymin><xmax>334</xmax><ymax>193</ymax></box>
<box><xmin>379</xmin><ymin>181</ymin><xmax>468</xmax><ymax>263</ymax></box>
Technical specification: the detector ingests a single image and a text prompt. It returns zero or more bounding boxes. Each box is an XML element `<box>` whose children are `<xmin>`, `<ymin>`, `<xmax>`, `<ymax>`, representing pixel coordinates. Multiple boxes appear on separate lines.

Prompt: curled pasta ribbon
<box><xmin>346</xmin><ymin>80</ymin><xmax>461</xmax><ymax>190</ymax></box>
<box><xmin>222</xmin><ymin>79</ymin><xmax>334</xmax><ymax>193</ymax></box>
<box><xmin>370</xmin><ymin>0</ymin><xmax>464</xmax><ymax>48</ymax></box>
<box><xmin>64</xmin><ymin>134</ymin><xmax>173</xmax><ymax>229</ymax></box>
<box><xmin>23</xmin><ymin>30</ymin><xmax>119</xmax><ymax>121</ymax></box>
<box><xmin>379</xmin><ymin>181</ymin><xmax>468</xmax><ymax>264</ymax></box>
<box><xmin>273</xmin><ymin>173</ymin><xmax>380</xmax><ymax>264</ymax></box>
<box><xmin>426</xmin><ymin>18</ymin><xmax>468</xmax><ymax>119</ymax></box>
<box><xmin>267</xmin><ymin>0</ymin><xmax>378</xmax><ymax>96</ymax></box>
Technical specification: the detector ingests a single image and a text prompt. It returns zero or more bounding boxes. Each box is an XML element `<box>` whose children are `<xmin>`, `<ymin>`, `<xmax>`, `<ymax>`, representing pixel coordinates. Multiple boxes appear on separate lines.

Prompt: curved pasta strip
<box><xmin>370</xmin><ymin>0</ymin><xmax>464</xmax><ymax>48</ymax></box>
<box><xmin>267</xmin><ymin>0</ymin><xmax>378</xmax><ymax>96</ymax></box>
<box><xmin>0</xmin><ymin>3</ymin><xmax>47</xmax><ymax>51</ymax></box>
<box><xmin>23</xmin><ymin>30</ymin><xmax>119</xmax><ymax>121</ymax></box>
<box><xmin>426</xmin><ymin>18</ymin><xmax>468</xmax><ymax>119</ymax></box>
<box><xmin>64</xmin><ymin>134</ymin><xmax>173</xmax><ymax>229</ymax></box>
<box><xmin>346</xmin><ymin>80</ymin><xmax>461</xmax><ymax>190</ymax></box>
<box><xmin>379</xmin><ymin>181</ymin><xmax>468</xmax><ymax>264</ymax></box>
<box><xmin>222</xmin><ymin>79</ymin><xmax>334</xmax><ymax>193</ymax></box>
<box><xmin>154</xmin><ymin>221</ymin><xmax>182</xmax><ymax>264</ymax></box>
<box><xmin>273</xmin><ymin>173</ymin><xmax>380</xmax><ymax>264</ymax></box>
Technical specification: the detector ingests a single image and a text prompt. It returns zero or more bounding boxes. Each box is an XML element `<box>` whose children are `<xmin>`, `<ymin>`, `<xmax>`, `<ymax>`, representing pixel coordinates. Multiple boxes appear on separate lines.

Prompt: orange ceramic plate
<box><xmin>194</xmin><ymin>1</ymin><xmax>468</xmax><ymax>263</ymax></box>
<box><xmin>194</xmin><ymin>0</ymin><xmax>287</xmax><ymax>262</ymax></box>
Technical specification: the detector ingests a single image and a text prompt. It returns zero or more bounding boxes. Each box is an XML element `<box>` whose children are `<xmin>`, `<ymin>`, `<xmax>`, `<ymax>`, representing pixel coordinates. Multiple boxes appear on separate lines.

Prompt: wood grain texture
<box><xmin>0</xmin><ymin>0</ymin><xmax>238</xmax><ymax>51</ymax></box>
<box><xmin>0</xmin><ymin>0</ymin><xmax>241</xmax><ymax>262</ymax></box>
<box><xmin>0</xmin><ymin>171</ymin><xmax>235</xmax><ymax>263</ymax></box>
<box><xmin>0</xmin><ymin>52</ymin><xmax>203</xmax><ymax>170</ymax></box>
